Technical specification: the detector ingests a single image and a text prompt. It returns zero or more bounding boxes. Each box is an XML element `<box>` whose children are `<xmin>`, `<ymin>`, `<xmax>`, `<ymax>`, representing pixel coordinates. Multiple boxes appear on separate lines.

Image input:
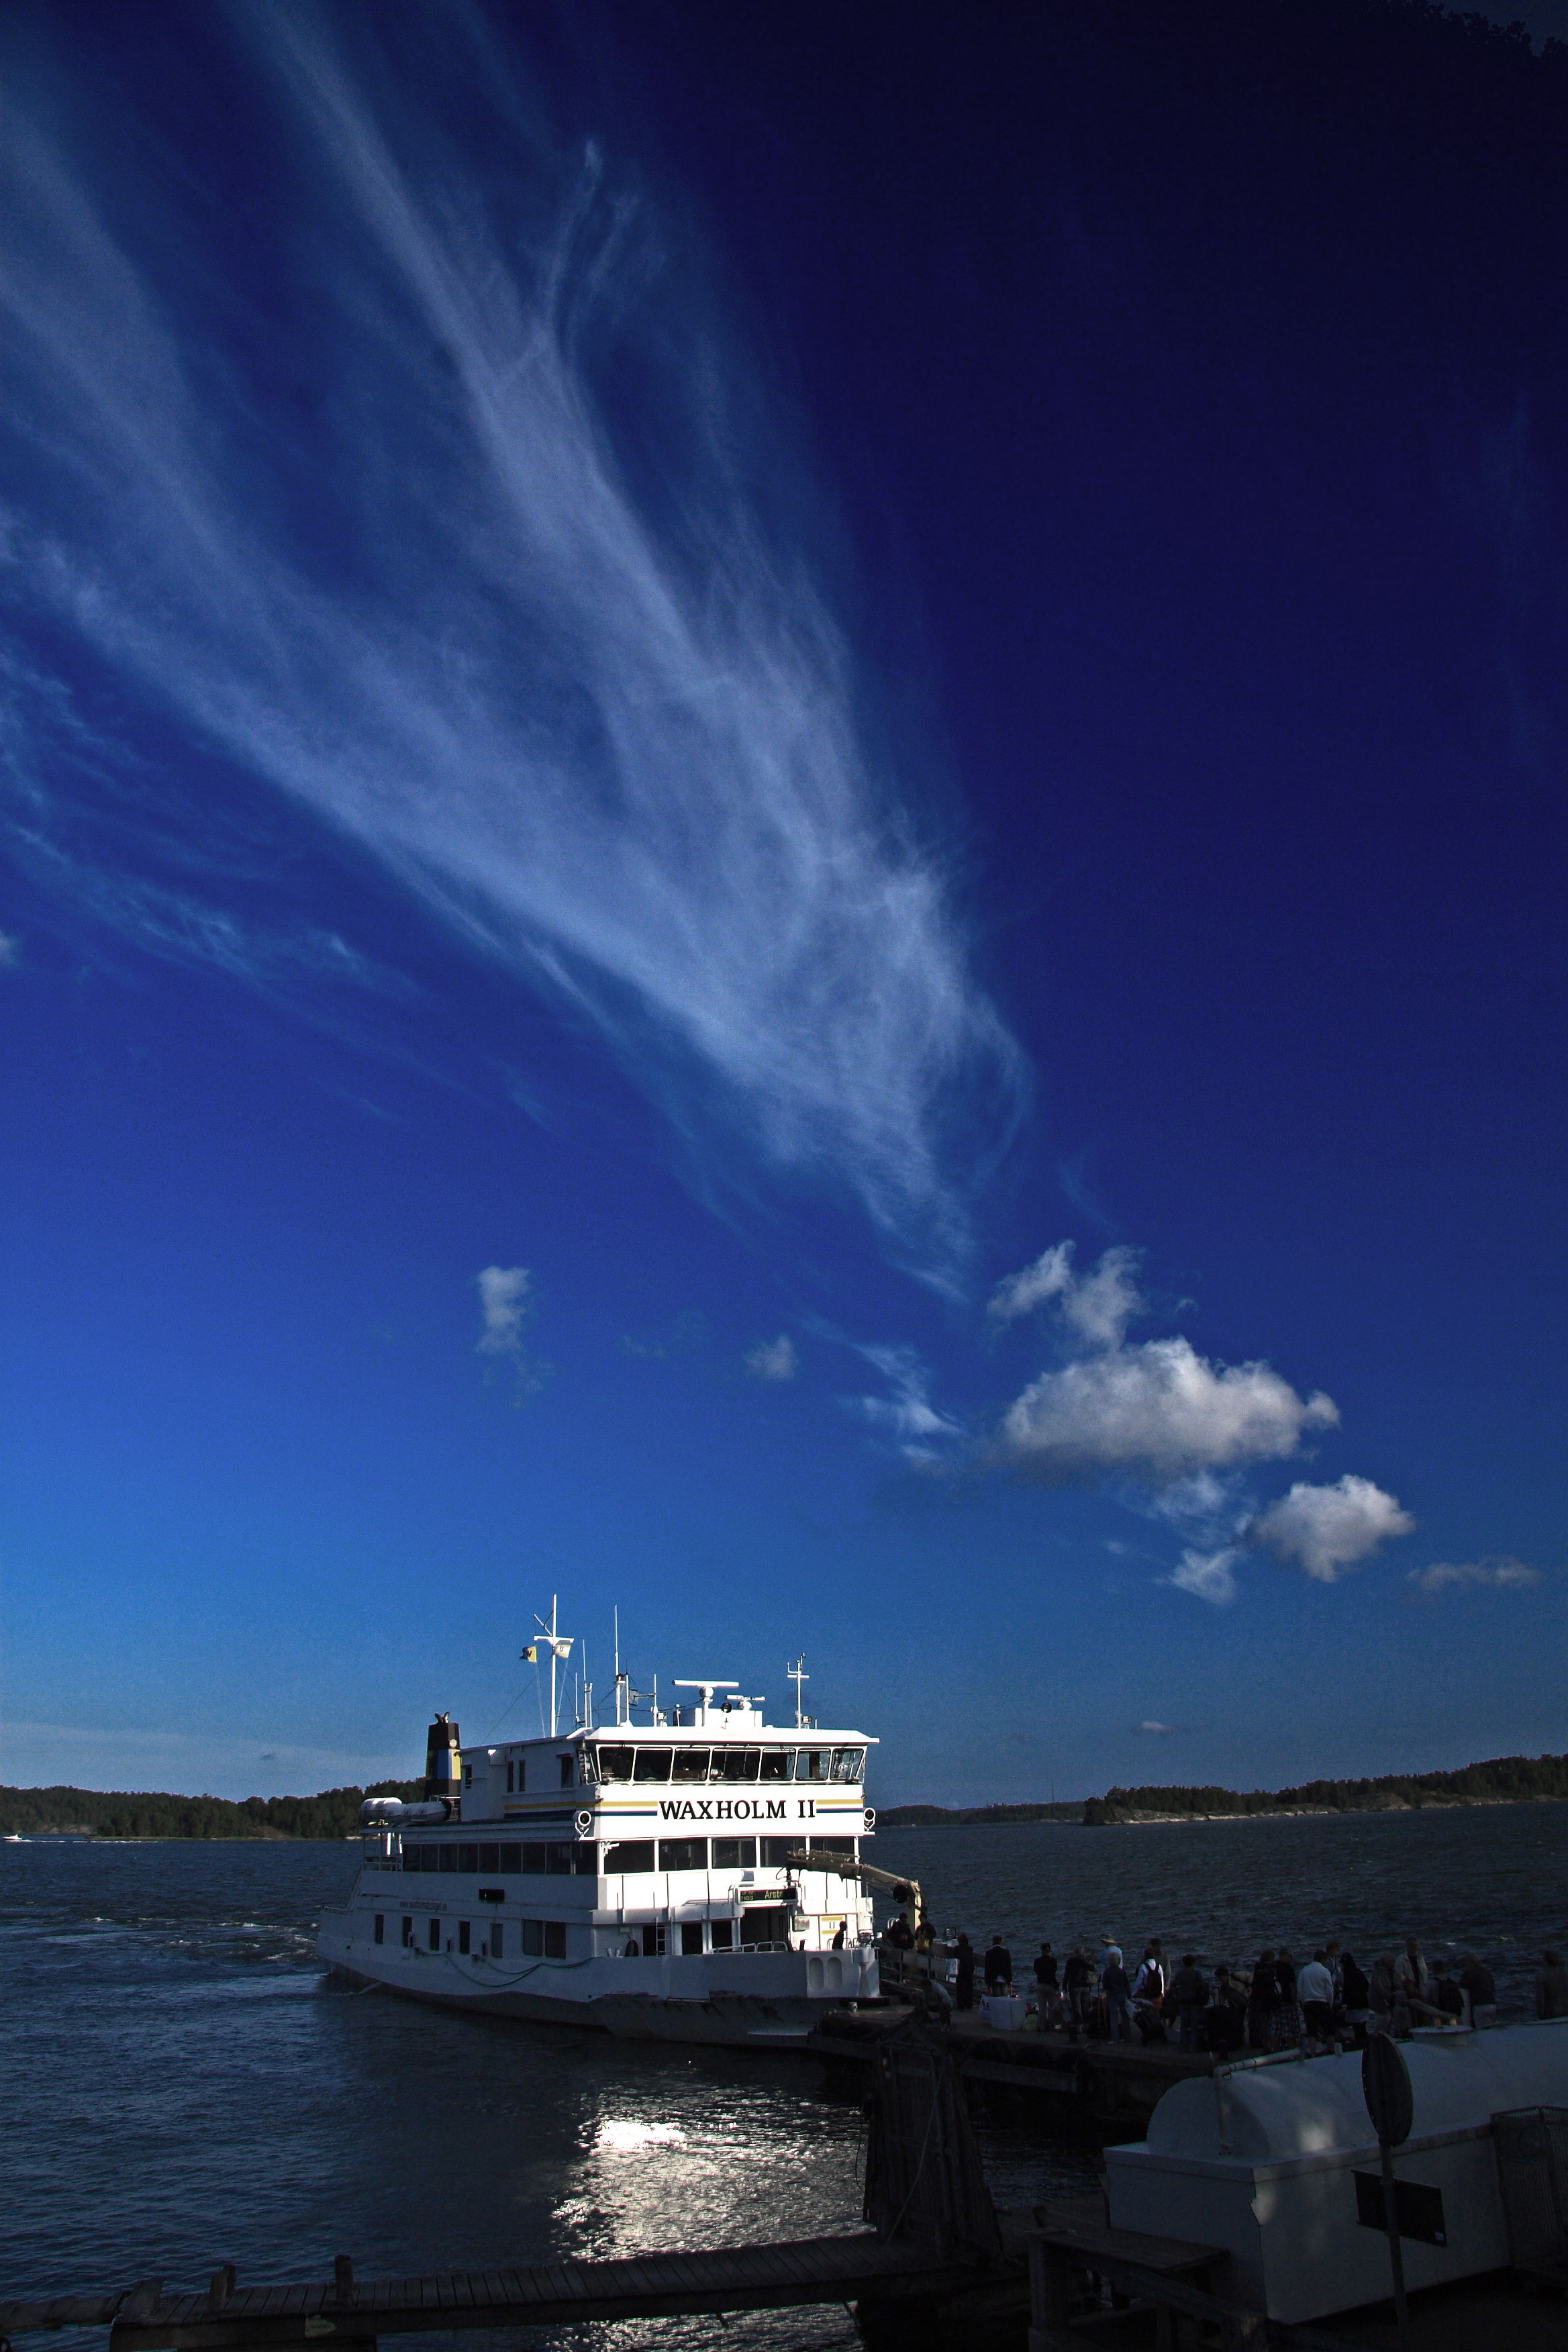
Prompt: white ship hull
<box><xmin>318</xmin><ymin>1907</ymin><xmax>876</xmax><ymax>2043</ymax></box>
<box><xmin>318</xmin><ymin>1651</ymin><xmax>888</xmax><ymax>2049</ymax></box>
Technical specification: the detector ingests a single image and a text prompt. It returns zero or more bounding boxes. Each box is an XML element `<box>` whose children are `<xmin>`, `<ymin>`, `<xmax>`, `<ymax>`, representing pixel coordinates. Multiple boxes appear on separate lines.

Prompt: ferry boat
<box><xmin>316</xmin><ymin>1612</ymin><xmax>880</xmax><ymax>2044</ymax></box>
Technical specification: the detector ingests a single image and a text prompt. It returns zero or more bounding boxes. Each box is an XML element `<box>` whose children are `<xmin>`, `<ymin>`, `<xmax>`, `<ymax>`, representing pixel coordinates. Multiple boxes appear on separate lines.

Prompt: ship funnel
<box><xmin>425</xmin><ymin>1712</ymin><xmax>461</xmax><ymax>1801</ymax></box>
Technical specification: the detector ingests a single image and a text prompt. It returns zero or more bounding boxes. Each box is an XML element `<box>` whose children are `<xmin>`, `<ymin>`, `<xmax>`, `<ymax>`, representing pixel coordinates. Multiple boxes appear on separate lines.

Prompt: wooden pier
<box><xmin>810</xmin><ymin>2002</ymin><xmax>1216</xmax><ymax>2126</ymax></box>
<box><xmin>0</xmin><ymin>2237</ymin><xmax>998</xmax><ymax>2351</ymax></box>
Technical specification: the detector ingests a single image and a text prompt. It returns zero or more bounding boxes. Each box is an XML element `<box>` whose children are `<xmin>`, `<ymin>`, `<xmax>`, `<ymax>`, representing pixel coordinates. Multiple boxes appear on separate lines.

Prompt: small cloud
<box><xmin>477</xmin><ymin>1265</ymin><xmax>531</xmax><ymax>1356</ymax></box>
<box><xmin>475</xmin><ymin>1263</ymin><xmax>551</xmax><ymax>1398</ymax></box>
<box><xmin>1248</xmin><ymin>1474</ymin><xmax>1414</xmax><ymax>1583</ymax></box>
<box><xmin>843</xmin><ymin>1342</ymin><xmax>960</xmax><ymax>1457</ymax></box>
<box><xmin>744</xmin><ymin>1333</ymin><xmax>797</xmax><ymax>1382</ymax></box>
<box><xmin>1137</xmin><ymin>1720</ymin><xmax>1176</xmax><ymax>1734</ymax></box>
<box><xmin>987</xmin><ymin>1240</ymin><xmax>1142</xmax><ymax>1350</ymax></box>
<box><xmin>258</xmin><ymin>1751</ymin><xmax>279</xmax><ymax>1762</ymax></box>
<box><xmin>1406</xmin><ymin>1555</ymin><xmax>1540</xmax><ymax>1596</ymax></box>
<box><xmin>1169</xmin><ymin>1545</ymin><xmax>1239</xmax><ymax>1605</ymax></box>
<box><xmin>0</xmin><ymin>930</ymin><xmax>19</xmax><ymax>968</ymax></box>
<box><xmin>1103</xmin><ymin>1537</ymin><xmax>1130</xmax><ymax>1555</ymax></box>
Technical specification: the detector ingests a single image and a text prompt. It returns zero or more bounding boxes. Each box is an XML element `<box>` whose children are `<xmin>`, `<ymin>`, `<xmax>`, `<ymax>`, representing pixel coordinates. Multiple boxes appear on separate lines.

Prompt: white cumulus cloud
<box><xmin>476</xmin><ymin>1265</ymin><xmax>531</xmax><ymax>1357</ymax></box>
<box><xmin>1406</xmin><ymin>1556</ymin><xmax>1540</xmax><ymax>1596</ymax></box>
<box><xmin>0</xmin><ymin>7</ymin><xmax>1024</xmax><ymax>1271</ymax></box>
<box><xmin>1248</xmin><ymin>1475</ymin><xmax>1414</xmax><ymax>1583</ymax></box>
<box><xmin>1138</xmin><ymin>1720</ymin><xmax>1177</xmax><ymax>1734</ymax></box>
<box><xmin>744</xmin><ymin>1333</ymin><xmax>797</xmax><ymax>1382</ymax></box>
<box><xmin>995</xmin><ymin>1334</ymin><xmax>1338</xmax><ymax>1487</ymax></box>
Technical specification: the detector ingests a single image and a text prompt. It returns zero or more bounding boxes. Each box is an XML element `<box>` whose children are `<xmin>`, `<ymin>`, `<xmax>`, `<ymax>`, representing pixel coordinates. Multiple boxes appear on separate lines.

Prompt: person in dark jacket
<box><xmin>1430</xmin><ymin>1960</ymin><xmax>1464</xmax><ymax>2021</ymax></box>
<box><xmin>984</xmin><ymin>1934</ymin><xmax>1013</xmax><ymax>1994</ymax></box>
<box><xmin>1206</xmin><ymin>1965</ymin><xmax>1246</xmax><ymax>2056</ymax></box>
<box><xmin>1247</xmin><ymin>1951</ymin><xmax>1277</xmax><ymax>2049</ymax></box>
<box><xmin>1536</xmin><ymin>1951</ymin><xmax>1568</xmax><ymax>2019</ymax></box>
<box><xmin>1063</xmin><ymin>1945</ymin><xmax>1092</xmax><ymax>2039</ymax></box>
<box><xmin>1459</xmin><ymin>1954</ymin><xmax>1497</xmax><ymax>2028</ymax></box>
<box><xmin>1169</xmin><ymin>1955</ymin><xmax>1209</xmax><ymax>2052</ymax></box>
<box><xmin>1340</xmin><ymin>1951</ymin><xmax>1372</xmax><ymax>2049</ymax></box>
<box><xmin>1102</xmin><ymin>1954</ymin><xmax>1133</xmax><ymax>2042</ymax></box>
<box><xmin>954</xmin><ymin>1932</ymin><xmax>975</xmax><ymax>2011</ymax></box>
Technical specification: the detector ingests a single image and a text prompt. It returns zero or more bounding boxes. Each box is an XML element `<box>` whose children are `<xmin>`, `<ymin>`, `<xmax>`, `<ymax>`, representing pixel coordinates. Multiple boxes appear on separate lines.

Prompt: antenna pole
<box><xmin>550</xmin><ymin>1594</ymin><xmax>558</xmax><ymax>1738</ymax></box>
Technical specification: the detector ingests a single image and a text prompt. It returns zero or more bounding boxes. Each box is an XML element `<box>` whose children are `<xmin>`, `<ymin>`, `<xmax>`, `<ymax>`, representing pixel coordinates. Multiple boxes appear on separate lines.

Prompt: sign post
<box><xmin>1362</xmin><ymin>2035</ymin><xmax>1414</xmax><ymax>2349</ymax></box>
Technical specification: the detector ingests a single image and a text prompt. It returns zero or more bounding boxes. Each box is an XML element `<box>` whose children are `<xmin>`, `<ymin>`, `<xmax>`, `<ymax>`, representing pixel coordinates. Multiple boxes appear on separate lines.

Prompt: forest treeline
<box><xmin>880</xmin><ymin>1753</ymin><xmax>1568</xmax><ymax>1828</ymax></box>
<box><xmin>0</xmin><ymin>1780</ymin><xmax>423</xmax><ymax>1839</ymax></box>
<box><xmin>1084</xmin><ymin>1752</ymin><xmax>1568</xmax><ymax>1823</ymax></box>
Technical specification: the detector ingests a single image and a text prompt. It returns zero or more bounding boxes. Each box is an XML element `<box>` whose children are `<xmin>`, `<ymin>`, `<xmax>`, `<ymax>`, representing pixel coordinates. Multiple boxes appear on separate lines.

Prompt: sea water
<box><xmin>3</xmin><ymin>1808</ymin><xmax>1565</xmax><ymax>2345</ymax></box>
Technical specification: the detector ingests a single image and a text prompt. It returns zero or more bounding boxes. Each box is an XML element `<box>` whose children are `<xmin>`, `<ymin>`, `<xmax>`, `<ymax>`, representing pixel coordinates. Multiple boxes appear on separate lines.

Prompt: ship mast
<box><xmin>532</xmin><ymin>1594</ymin><xmax>574</xmax><ymax>1739</ymax></box>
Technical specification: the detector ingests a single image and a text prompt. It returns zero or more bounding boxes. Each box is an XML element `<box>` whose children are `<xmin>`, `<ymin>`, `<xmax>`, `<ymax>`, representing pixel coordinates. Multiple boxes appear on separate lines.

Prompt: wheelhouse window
<box><xmin>658</xmin><ymin>1837</ymin><xmax>707</xmax><ymax>1872</ymax></box>
<box><xmin>603</xmin><ymin>1840</ymin><xmax>655</xmax><ymax>1873</ymax></box>
<box><xmin>830</xmin><ymin>1749</ymin><xmax>865</xmax><ymax>1783</ymax></box>
<box><xmin>718</xmin><ymin>1747</ymin><xmax>761</xmax><ymax>1782</ymax></box>
<box><xmin>632</xmin><ymin>1747</ymin><xmax>673</xmax><ymax>1781</ymax></box>
<box><xmin>589</xmin><ymin>1745</ymin><xmax>634</xmax><ymax>1783</ymax></box>
<box><xmin>795</xmin><ymin>1749</ymin><xmax>829</xmax><ymax>1781</ymax></box>
<box><xmin>758</xmin><ymin>1749</ymin><xmax>793</xmax><ymax>1781</ymax></box>
<box><xmin>671</xmin><ymin>1746</ymin><xmax>710</xmax><ymax>1783</ymax></box>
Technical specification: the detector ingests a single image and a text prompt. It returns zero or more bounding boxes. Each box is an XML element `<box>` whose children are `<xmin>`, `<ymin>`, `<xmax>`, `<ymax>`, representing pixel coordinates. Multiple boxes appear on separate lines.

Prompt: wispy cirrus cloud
<box><xmin>0</xmin><ymin>5</ymin><xmax>1024</xmax><ymax>1274</ymax></box>
<box><xmin>1406</xmin><ymin>1555</ymin><xmax>1540</xmax><ymax>1596</ymax></box>
<box><xmin>744</xmin><ymin>1334</ymin><xmax>797</xmax><ymax>1382</ymax></box>
<box><xmin>842</xmin><ymin>1342</ymin><xmax>961</xmax><ymax>1458</ymax></box>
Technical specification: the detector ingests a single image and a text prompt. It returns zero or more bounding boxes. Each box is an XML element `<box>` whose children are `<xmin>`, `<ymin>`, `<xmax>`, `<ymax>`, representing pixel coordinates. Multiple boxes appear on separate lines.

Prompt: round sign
<box><xmin>1362</xmin><ymin>2034</ymin><xmax>1414</xmax><ymax>2147</ymax></box>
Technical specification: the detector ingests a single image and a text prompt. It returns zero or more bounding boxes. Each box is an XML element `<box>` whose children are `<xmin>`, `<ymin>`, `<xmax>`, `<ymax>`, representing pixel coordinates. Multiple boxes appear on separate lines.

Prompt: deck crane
<box><xmin>777</xmin><ymin>1848</ymin><xmax>922</xmax><ymax>1931</ymax></box>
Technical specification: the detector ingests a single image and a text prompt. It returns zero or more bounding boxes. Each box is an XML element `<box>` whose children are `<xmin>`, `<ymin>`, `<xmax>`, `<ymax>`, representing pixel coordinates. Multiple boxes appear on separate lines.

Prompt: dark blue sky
<box><xmin>1</xmin><ymin>1</ymin><xmax>1563</xmax><ymax>1803</ymax></box>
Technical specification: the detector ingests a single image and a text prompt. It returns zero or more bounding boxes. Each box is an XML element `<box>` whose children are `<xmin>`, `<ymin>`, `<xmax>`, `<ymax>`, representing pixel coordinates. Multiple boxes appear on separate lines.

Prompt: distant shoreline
<box><xmin>879</xmin><ymin>1794</ymin><xmax>1563</xmax><ymax>1828</ymax></box>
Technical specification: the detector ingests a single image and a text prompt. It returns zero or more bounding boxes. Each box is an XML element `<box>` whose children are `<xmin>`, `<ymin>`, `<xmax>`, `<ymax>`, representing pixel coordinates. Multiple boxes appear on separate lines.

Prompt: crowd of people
<box><xmin>884</xmin><ymin>1914</ymin><xmax>1568</xmax><ymax>2053</ymax></box>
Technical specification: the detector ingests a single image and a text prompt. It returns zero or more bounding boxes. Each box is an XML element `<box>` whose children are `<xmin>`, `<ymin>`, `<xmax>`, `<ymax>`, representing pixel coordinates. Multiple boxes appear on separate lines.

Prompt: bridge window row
<box><xmin>401</xmin><ymin>1841</ymin><xmax>594</xmax><ymax>1875</ymax></box>
<box><xmin>583</xmin><ymin>1745</ymin><xmax>865</xmax><ymax>1785</ymax></box>
<box><xmin>603</xmin><ymin>1836</ymin><xmax>857</xmax><ymax>1873</ymax></box>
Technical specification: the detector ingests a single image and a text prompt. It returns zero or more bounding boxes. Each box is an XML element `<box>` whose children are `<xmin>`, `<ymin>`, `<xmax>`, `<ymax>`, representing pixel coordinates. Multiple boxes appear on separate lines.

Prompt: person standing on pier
<box><xmin>1169</xmin><ymin>1955</ymin><xmax>1208</xmax><ymax>2051</ymax></box>
<box><xmin>1459</xmin><ymin>1953</ymin><xmax>1497</xmax><ymax>2028</ymax></box>
<box><xmin>1297</xmin><ymin>1950</ymin><xmax>1336</xmax><ymax>2054</ymax></box>
<box><xmin>1340</xmin><ymin>1951</ymin><xmax>1372</xmax><ymax>2049</ymax></box>
<box><xmin>1064</xmin><ymin>1945</ymin><xmax>1092</xmax><ymax>2039</ymax></box>
<box><xmin>1536</xmin><ymin>1949</ymin><xmax>1568</xmax><ymax>2019</ymax></box>
<box><xmin>954</xmin><ymin>1932</ymin><xmax>975</xmax><ymax>2011</ymax></box>
<box><xmin>1247</xmin><ymin>1951</ymin><xmax>1277</xmax><ymax>2050</ymax></box>
<box><xmin>1102</xmin><ymin>1948</ymin><xmax>1133</xmax><ymax>2043</ymax></box>
<box><xmin>984</xmin><ymin>1933</ymin><xmax>1013</xmax><ymax>1996</ymax></box>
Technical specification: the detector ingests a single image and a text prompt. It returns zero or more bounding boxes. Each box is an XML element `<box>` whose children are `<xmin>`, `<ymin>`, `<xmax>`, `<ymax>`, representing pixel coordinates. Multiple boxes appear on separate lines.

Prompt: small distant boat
<box><xmin>317</xmin><ymin>1601</ymin><xmax>880</xmax><ymax>2045</ymax></box>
